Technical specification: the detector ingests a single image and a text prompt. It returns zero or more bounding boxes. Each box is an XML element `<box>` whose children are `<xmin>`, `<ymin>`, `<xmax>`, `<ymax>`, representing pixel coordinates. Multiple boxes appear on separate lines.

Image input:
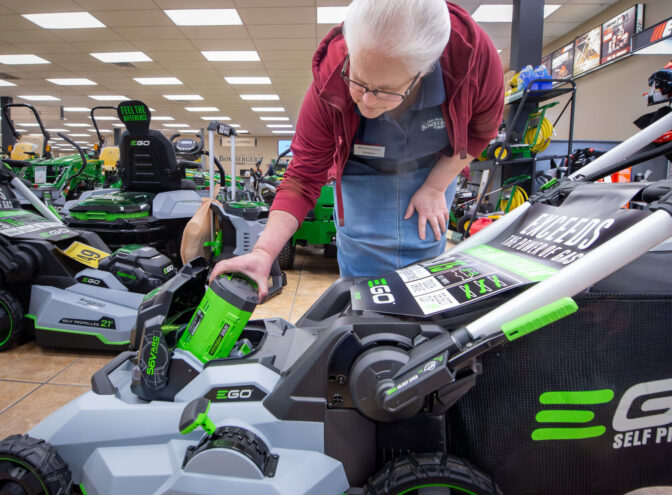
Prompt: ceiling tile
<box><xmin>176</xmin><ymin>26</ymin><xmax>248</xmax><ymax>40</ymax></box>
<box><xmin>92</xmin><ymin>10</ymin><xmax>172</xmax><ymax>28</ymax></box>
<box><xmin>254</xmin><ymin>38</ymin><xmax>315</xmax><ymax>51</ymax></box>
<box><xmin>0</xmin><ymin>0</ymin><xmax>82</xmax><ymax>14</ymax></box>
<box><xmin>114</xmin><ymin>26</ymin><xmax>185</xmax><ymax>41</ymax></box>
<box><xmin>190</xmin><ymin>39</ymin><xmax>257</xmax><ymax>51</ymax></box>
<box><xmin>152</xmin><ymin>0</ymin><xmax>235</xmax><ymax>8</ymax></box>
<box><xmin>0</xmin><ymin>14</ymin><xmax>34</xmax><ymax>29</ymax></box>
<box><xmin>247</xmin><ymin>24</ymin><xmax>315</xmax><ymax>39</ymax></box>
<box><xmin>237</xmin><ymin>7</ymin><xmax>314</xmax><ymax>25</ymax></box>
<box><xmin>0</xmin><ymin>29</ymin><xmax>61</xmax><ymax>43</ymax></box>
<box><xmin>132</xmin><ymin>40</ymin><xmax>194</xmax><ymax>51</ymax></box>
<box><xmin>259</xmin><ymin>50</ymin><xmax>314</xmax><ymax>61</ymax></box>
<box><xmin>73</xmin><ymin>41</ymin><xmax>137</xmax><ymax>52</ymax></box>
<box><xmin>11</xmin><ymin>42</ymin><xmax>81</xmax><ymax>54</ymax></box>
<box><xmin>235</xmin><ymin>0</ymin><xmax>314</xmax><ymax>6</ymax></box>
<box><xmin>54</xmin><ymin>28</ymin><xmax>125</xmax><ymax>43</ymax></box>
<box><xmin>74</xmin><ymin>0</ymin><xmax>158</xmax><ymax>10</ymax></box>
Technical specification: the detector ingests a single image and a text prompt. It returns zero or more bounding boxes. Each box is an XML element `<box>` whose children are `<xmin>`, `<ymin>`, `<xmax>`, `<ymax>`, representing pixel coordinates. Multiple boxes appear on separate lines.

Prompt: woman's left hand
<box><xmin>404</xmin><ymin>183</ymin><xmax>449</xmax><ymax>241</ymax></box>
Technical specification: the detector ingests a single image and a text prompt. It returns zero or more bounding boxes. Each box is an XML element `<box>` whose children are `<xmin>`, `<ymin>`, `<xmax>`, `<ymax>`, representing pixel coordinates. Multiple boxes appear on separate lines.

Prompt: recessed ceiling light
<box><xmin>91</xmin><ymin>116</ymin><xmax>117</xmax><ymax>121</ymax></box>
<box><xmin>16</xmin><ymin>123</ymin><xmax>40</xmax><ymax>127</ymax></box>
<box><xmin>497</xmin><ymin>49</ymin><xmax>503</xmax><ymax>54</ymax></box>
<box><xmin>164</xmin><ymin>9</ymin><xmax>242</xmax><ymax>26</ymax></box>
<box><xmin>112</xmin><ymin>123</ymin><xmax>125</xmax><ymax>127</ymax></box>
<box><xmin>47</xmin><ymin>78</ymin><xmax>97</xmax><ymax>86</ymax></box>
<box><xmin>240</xmin><ymin>94</ymin><xmax>279</xmax><ymax>101</ymax></box>
<box><xmin>0</xmin><ymin>54</ymin><xmax>49</xmax><ymax>65</ymax></box>
<box><xmin>200</xmin><ymin>116</ymin><xmax>231</xmax><ymax>121</ymax></box>
<box><xmin>14</xmin><ymin>129</ymin><xmax>27</xmax><ymax>133</ymax></box>
<box><xmin>260</xmin><ymin>116</ymin><xmax>290</xmax><ymax>121</ymax></box>
<box><xmin>0</xmin><ymin>79</ymin><xmax>16</xmax><ymax>86</ymax></box>
<box><xmin>224</xmin><ymin>77</ymin><xmax>271</xmax><ymax>85</ymax></box>
<box><xmin>185</xmin><ymin>107</ymin><xmax>219</xmax><ymax>112</ymax></box>
<box><xmin>74</xmin><ymin>141</ymin><xmax>92</xmax><ymax>144</ymax></box>
<box><xmin>163</xmin><ymin>94</ymin><xmax>203</xmax><ymax>101</ymax></box>
<box><xmin>163</xmin><ymin>123</ymin><xmax>188</xmax><ymax>127</ymax></box>
<box><xmin>152</xmin><ymin>116</ymin><xmax>174</xmax><ymax>121</ymax></box>
<box><xmin>65</xmin><ymin>123</ymin><xmax>93</xmax><ymax>127</ymax></box>
<box><xmin>201</xmin><ymin>51</ymin><xmax>260</xmax><ymax>62</ymax></box>
<box><xmin>90</xmin><ymin>52</ymin><xmax>151</xmax><ymax>63</ymax></box>
<box><xmin>472</xmin><ymin>4</ymin><xmax>560</xmax><ymax>22</ymax></box>
<box><xmin>19</xmin><ymin>95</ymin><xmax>60</xmax><ymax>101</ymax></box>
<box><xmin>177</xmin><ymin>129</ymin><xmax>200</xmax><ymax>133</ymax></box>
<box><xmin>89</xmin><ymin>95</ymin><xmax>128</xmax><ymax>101</ymax></box>
<box><xmin>252</xmin><ymin>107</ymin><xmax>285</xmax><ymax>112</ymax></box>
<box><xmin>317</xmin><ymin>6</ymin><xmax>349</xmax><ymax>24</ymax></box>
<box><xmin>272</xmin><ymin>130</ymin><xmax>295</xmax><ymax>134</ymax></box>
<box><xmin>28</xmin><ymin>133</ymin><xmax>44</xmax><ymax>137</ymax></box>
<box><xmin>47</xmin><ymin>128</ymin><xmax>67</xmax><ymax>132</ymax></box>
<box><xmin>22</xmin><ymin>12</ymin><xmax>105</xmax><ymax>29</ymax></box>
<box><xmin>267</xmin><ymin>124</ymin><xmax>293</xmax><ymax>128</ymax></box>
<box><xmin>237</xmin><ymin>130</ymin><xmax>249</xmax><ymax>134</ymax></box>
<box><xmin>64</xmin><ymin>107</ymin><xmax>90</xmax><ymax>112</ymax></box>
<box><xmin>68</xmin><ymin>133</ymin><xmax>92</xmax><ymax>137</ymax></box>
<box><xmin>134</xmin><ymin>77</ymin><xmax>182</xmax><ymax>85</ymax></box>
<box><xmin>229</xmin><ymin>124</ymin><xmax>240</xmax><ymax>128</ymax></box>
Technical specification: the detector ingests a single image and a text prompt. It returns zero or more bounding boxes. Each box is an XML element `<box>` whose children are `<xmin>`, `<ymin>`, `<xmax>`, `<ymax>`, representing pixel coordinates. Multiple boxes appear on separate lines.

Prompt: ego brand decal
<box><xmin>131</xmin><ymin>140</ymin><xmax>150</xmax><ymax>146</ymax></box>
<box><xmin>146</xmin><ymin>335</ymin><xmax>161</xmax><ymax>376</ymax></box>
<box><xmin>205</xmin><ymin>385</ymin><xmax>267</xmax><ymax>402</ymax></box>
<box><xmin>612</xmin><ymin>378</ymin><xmax>672</xmax><ymax>449</ymax></box>
<box><xmin>368</xmin><ymin>278</ymin><xmax>395</xmax><ymax>304</ymax></box>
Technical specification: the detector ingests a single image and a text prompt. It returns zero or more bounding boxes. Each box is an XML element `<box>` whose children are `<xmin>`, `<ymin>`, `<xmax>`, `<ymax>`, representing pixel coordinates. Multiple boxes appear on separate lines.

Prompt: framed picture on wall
<box><xmin>540</xmin><ymin>54</ymin><xmax>552</xmax><ymax>72</ymax></box>
<box><xmin>574</xmin><ymin>26</ymin><xmax>602</xmax><ymax>76</ymax></box>
<box><xmin>600</xmin><ymin>5</ymin><xmax>644</xmax><ymax>64</ymax></box>
<box><xmin>551</xmin><ymin>42</ymin><xmax>575</xmax><ymax>79</ymax></box>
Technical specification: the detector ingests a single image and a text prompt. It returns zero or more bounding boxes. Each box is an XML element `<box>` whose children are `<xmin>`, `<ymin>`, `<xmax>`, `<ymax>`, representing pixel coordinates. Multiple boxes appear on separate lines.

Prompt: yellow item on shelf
<box><xmin>99</xmin><ymin>146</ymin><xmax>120</xmax><ymax>172</ymax></box>
<box><xmin>524</xmin><ymin>117</ymin><xmax>553</xmax><ymax>153</ymax></box>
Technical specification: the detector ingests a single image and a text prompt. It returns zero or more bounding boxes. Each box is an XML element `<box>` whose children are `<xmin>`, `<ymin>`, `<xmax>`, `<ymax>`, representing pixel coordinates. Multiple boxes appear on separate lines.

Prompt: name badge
<box><xmin>353</xmin><ymin>144</ymin><xmax>385</xmax><ymax>158</ymax></box>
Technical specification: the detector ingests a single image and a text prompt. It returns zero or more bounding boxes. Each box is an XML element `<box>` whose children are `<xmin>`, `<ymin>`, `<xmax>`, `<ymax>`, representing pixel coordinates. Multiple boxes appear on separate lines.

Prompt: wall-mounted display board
<box><xmin>632</xmin><ymin>15</ymin><xmax>672</xmax><ymax>54</ymax></box>
<box><xmin>574</xmin><ymin>26</ymin><xmax>602</xmax><ymax>76</ymax></box>
<box><xmin>551</xmin><ymin>42</ymin><xmax>575</xmax><ymax>79</ymax></box>
<box><xmin>541</xmin><ymin>54</ymin><xmax>552</xmax><ymax>71</ymax></box>
<box><xmin>601</xmin><ymin>5</ymin><xmax>644</xmax><ymax>64</ymax></box>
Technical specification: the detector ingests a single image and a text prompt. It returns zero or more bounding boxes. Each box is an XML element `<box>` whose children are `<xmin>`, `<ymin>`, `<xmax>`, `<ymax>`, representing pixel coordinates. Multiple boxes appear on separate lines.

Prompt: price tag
<box><xmin>61</xmin><ymin>241</ymin><xmax>110</xmax><ymax>268</ymax></box>
<box><xmin>34</xmin><ymin>166</ymin><xmax>47</xmax><ymax>184</ymax></box>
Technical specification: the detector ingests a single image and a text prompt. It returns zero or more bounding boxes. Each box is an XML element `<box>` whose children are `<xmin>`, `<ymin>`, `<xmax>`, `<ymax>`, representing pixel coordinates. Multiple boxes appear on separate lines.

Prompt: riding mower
<box><xmin>89</xmin><ymin>105</ymin><xmax>122</xmax><ymax>188</ymax></box>
<box><xmin>2</xmin><ymin>103</ymin><xmax>106</xmax><ymax>209</ymax></box>
<box><xmin>2</xmin><ymin>93</ymin><xmax>671</xmax><ymax>494</ymax></box>
<box><xmin>0</xmin><ymin>155</ymin><xmax>177</xmax><ymax>352</ymax></box>
<box><xmin>63</xmin><ymin>100</ymin><xmax>204</xmax><ymax>265</ymax></box>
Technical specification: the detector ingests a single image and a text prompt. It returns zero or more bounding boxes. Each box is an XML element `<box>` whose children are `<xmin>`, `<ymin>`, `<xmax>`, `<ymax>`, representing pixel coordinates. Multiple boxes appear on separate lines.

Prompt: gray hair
<box><xmin>343</xmin><ymin>0</ymin><xmax>451</xmax><ymax>76</ymax></box>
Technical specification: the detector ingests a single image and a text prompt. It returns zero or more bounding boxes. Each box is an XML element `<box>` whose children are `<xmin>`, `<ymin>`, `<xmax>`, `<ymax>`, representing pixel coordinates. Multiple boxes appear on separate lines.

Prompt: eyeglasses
<box><xmin>340</xmin><ymin>55</ymin><xmax>421</xmax><ymax>103</ymax></box>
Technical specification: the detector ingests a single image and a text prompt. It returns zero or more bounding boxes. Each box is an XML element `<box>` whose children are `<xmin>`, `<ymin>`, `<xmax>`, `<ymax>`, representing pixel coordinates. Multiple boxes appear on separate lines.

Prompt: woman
<box><xmin>211</xmin><ymin>0</ymin><xmax>504</xmax><ymax>297</ymax></box>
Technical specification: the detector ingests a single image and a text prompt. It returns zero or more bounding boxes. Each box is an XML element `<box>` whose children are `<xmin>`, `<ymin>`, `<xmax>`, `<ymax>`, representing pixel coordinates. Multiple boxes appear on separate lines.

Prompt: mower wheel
<box><xmin>362</xmin><ymin>453</ymin><xmax>502</xmax><ymax>495</ymax></box>
<box><xmin>0</xmin><ymin>434</ymin><xmax>73</xmax><ymax>495</ymax></box>
<box><xmin>455</xmin><ymin>215</ymin><xmax>472</xmax><ymax>235</ymax></box>
<box><xmin>0</xmin><ymin>291</ymin><xmax>24</xmax><ymax>352</ymax></box>
<box><xmin>323</xmin><ymin>244</ymin><xmax>337</xmax><ymax>259</ymax></box>
<box><xmin>277</xmin><ymin>241</ymin><xmax>295</xmax><ymax>270</ymax></box>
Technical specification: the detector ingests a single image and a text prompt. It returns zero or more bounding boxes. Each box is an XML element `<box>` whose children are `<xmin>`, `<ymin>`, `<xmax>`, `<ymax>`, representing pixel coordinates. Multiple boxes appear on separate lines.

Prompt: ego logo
<box><xmin>131</xmin><ymin>140</ymin><xmax>150</xmax><ymax>146</ymax></box>
<box><xmin>368</xmin><ymin>278</ymin><xmax>395</xmax><ymax>305</ymax></box>
<box><xmin>205</xmin><ymin>385</ymin><xmax>266</xmax><ymax>402</ymax></box>
<box><xmin>146</xmin><ymin>335</ymin><xmax>161</xmax><ymax>376</ymax></box>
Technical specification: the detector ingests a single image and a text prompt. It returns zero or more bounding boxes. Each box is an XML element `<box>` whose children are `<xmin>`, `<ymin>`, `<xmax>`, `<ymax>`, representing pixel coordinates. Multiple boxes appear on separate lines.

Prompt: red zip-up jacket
<box><xmin>271</xmin><ymin>2</ymin><xmax>504</xmax><ymax>227</ymax></box>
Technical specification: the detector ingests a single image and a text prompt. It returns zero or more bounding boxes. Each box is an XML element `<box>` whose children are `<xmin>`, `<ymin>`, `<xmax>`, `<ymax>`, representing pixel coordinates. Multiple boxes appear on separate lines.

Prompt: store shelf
<box><xmin>504</xmin><ymin>85</ymin><xmax>575</xmax><ymax>105</ymax></box>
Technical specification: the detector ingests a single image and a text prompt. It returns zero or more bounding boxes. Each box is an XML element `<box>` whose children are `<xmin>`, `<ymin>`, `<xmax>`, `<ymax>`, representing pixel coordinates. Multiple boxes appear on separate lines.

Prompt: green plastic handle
<box><xmin>501</xmin><ymin>297</ymin><xmax>578</xmax><ymax>341</ymax></box>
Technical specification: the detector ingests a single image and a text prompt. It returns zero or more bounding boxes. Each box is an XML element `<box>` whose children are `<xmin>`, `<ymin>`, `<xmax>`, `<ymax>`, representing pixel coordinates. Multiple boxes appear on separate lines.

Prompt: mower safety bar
<box><xmin>90</xmin><ymin>105</ymin><xmax>117</xmax><ymax>151</ymax></box>
<box><xmin>56</xmin><ymin>133</ymin><xmax>88</xmax><ymax>193</ymax></box>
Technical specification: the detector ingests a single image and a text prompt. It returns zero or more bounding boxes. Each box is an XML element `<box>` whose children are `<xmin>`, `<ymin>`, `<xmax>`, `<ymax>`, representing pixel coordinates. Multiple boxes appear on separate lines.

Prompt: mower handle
<box><xmin>1</xmin><ymin>158</ymin><xmax>34</xmax><ymax>168</ymax></box>
<box><xmin>170</xmin><ymin>132</ymin><xmax>205</xmax><ymax>157</ymax></box>
<box><xmin>90</xmin><ymin>105</ymin><xmax>118</xmax><ymax>153</ymax></box>
<box><xmin>56</xmin><ymin>133</ymin><xmax>88</xmax><ymax>194</ymax></box>
<box><xmin>2</xmin><ymin>103</ymin><xmax>51</xmax><ymax>157</ymax></box>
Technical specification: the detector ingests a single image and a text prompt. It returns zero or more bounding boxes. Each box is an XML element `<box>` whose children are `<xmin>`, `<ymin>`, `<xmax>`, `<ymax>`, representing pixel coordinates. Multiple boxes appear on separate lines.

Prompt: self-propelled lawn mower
<box><xmin>2</xmin><ymin>108</ymin><xmax>672</xmax><ymax>494</ymax></box>
<box><xmin>63</xmin><ymin>100</ymin><xmax>203</xmax><ymax>265</ymax></box>
<box><xmin>0</xmin><ymin>158</ymin><xmax>176</xmax><ymax>352</ymax></box>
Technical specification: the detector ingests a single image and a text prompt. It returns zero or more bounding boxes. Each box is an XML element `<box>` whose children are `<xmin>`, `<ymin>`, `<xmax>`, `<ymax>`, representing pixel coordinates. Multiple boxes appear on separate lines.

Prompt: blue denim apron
<box><xmin>334</xmin><ymin>63</ymin><xmax>457</xmax><ymax>278</ymax></box>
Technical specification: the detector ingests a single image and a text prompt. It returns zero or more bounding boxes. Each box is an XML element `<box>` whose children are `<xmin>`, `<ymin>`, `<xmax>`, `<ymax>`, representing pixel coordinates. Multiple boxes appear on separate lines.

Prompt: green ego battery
<box><xmin>177</xmin><ymin>273</ymin><xmax>258</xmax><ymax>364</ymax></box>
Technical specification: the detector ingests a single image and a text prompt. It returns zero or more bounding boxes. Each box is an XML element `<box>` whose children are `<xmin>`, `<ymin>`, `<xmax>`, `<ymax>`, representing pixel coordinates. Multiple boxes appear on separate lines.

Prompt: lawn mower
<box><xmin>1</xmin><ymin>103</ymin><xmax>671</xmax><ymax>494</ymax></box>
<box><xmin>89</xmin><ymin>105</ymin><xmax>122</xmax><ymax>188</ymax></box>
<box><xmin>63</xmin><ymin>100</ymin><xmax>203</xmax><ymax>265</ymax></box>
<box><xmin>2</xmin><ymin>103</ymin><xmax>106</xmax><ymax>209</ymax></box>
<box><xmin>0</xmin><ymin>157</ymin><xmax>177</xmax><ymax>352</ymax></box>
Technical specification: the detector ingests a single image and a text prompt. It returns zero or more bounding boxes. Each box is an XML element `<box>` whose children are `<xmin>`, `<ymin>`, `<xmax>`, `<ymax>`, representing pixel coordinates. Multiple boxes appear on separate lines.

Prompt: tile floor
<box><xmin>0</xmin><ymin>246</ymin><xmax>670</xmax><ymax>494</ymax></box>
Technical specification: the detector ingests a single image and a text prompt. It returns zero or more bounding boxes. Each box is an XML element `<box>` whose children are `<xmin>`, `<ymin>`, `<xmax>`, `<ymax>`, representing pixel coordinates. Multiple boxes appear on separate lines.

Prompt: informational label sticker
<box><xmin>61</xmin><ymin>241</ymin><xmax>110</xmax><ymax>268</ymax></box>
<box><xmin>34</xmin><ymin>166</ymin><xmax>47</xmax><ymax>184</ymax></box>
<box><xmin>353</xmin><ymin>144</ymin><xmax>385</xmax><ymax>158</ymax></box>
<box><xmin>415</xmin><ymin>290</ymin><xmax>459</xmax><ymax>314</ymax></box>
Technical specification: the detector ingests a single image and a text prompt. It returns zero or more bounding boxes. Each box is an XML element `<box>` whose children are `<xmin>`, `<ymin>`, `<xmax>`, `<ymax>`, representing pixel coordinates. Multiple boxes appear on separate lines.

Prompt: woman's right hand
<box><xmin>209</xmin><ymin>248</ymin><xmax>275</xmax><ymax>300</ymax></box>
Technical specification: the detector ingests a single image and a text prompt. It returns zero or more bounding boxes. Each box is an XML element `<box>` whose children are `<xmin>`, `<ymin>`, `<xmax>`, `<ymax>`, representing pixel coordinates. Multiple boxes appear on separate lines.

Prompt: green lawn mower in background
<box><xmin>62</xmin><ymin>100</ymin><xmax>204</xmax><ymax>265</ymax></box>
<box><xmin>0</xmin><ymin>158</ymin><xmax>176</xmax><ymax>352</ymax></box>
<box><xmin>2</xmin><ymin>103</ymin><xmax>106</xmax><ymax>209</ymax></box>
<box><xmin>4</xmin><ymin>110</ymin><xmax>672</xmax><ymax>494</ymax></box>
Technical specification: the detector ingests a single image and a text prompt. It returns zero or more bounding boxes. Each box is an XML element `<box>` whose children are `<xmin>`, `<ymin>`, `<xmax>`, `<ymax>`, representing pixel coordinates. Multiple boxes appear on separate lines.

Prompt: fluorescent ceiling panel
<box><xmin>47</xmin><ymin>78</ymin><xmax>97</xmax><ymax>86</ymax></box>
<box><xmin>472</xmin><ymin>4</ymin><xmax>560</xmax><ymax>22</ymax></box>
<box><xmin>22</xmin><ymin>12</ymin><xmax>105</xmax><ymax>29</ymax></box>
<box><xmin>185</xmin><ymin>107</ymin><xmax>219</xmax><ymax>112</ymax></box>
<box><xmin>200</xmin><ymin>116</ymin><xmax>231</xmax><ymax>120</ymax></box>
<box><xmin>89</xmin><ymin>95</ymin><xmax>128</xmax><ymax>101</ymax></box>
<box><xmin>163</xmin><ymin>123</ymin><xmax>188</xmax><ymax>127</ymax></box>
<box><xmin>317</xmin><ymin>6</ymin><xmax>349</xmax><ymax>24</ymax></box>
<box><xmin>164</xmin><ymin>9</ymin><xmax>242</xmax><ymax>26</ymax></box>
<box><xmin>240</xmin><ymin>94</ymin><xmax>279</xmax><ymax>101</ymax></box>
<box><xmin>252</xmin><ymin>107</ymin><xmax>285</xmax><ymax>112</ymax></box>
<box><xmin>47</xmin><ymin>128</ymin><xmax>66</xmax><ymax>132</ymax></box>
<box><xmin>65</xmin><ymin>123</ymin><xmax>93</xmax><ymax>127</ymax></box>
<box><xmin>202</xmin><ymin>51</ymin><xmax>259</xmax><ymax>62</ymax></box>
<box><xmin>272</xmin><ymin>130</ymin><xmax>295</xmax><ymax>134</ymax></box>
<box><xmin>225</xmin><ymin>77</ymin><xmax>271</xmax><ymax>85</ymax></box>
<box><xmin>0</xmin><ymin>79</ymin><xmax>16</xmax><ymax>86</ymax></box>
<box><xmin>152</xmin><ymin>116</ymin><xmax>174</xmax><ymax>121</ymax></box>
<box><xmin>266</xmin><ymin>124</ymin><xmax>293</xmax><ymax>128</ymax></box>
<box><xmin>19</xmin><ymin>95</ymin><xmax>60</xmax><ymax>101</ymax></box>
<box><xmin>260</xmin><ymin>116</ymin><xmax>290</xmax><ymax>121</ymax></box>
<box><xmin>91</xmin><ymin>52</ymin><xmax>152</xmax><ymax>63</ymax></box>
<box><xmin>134</xmin><ymin>77</ymin><xmax>182</xmax><ymax>85</ymax></box>
<box><xmin>177</xmin><ymin>129</ymin><xmax>200</xmax><ymax>133</ymax></box>
<box><xmin>98</xmin><ymin>129</ymin><xmax>113</xmax><ymax>133</ymax></box>
<box><xmin>237</xmin><ymin>130</ymin><xmax>249</xmax><ymax>134</ymax></box>
<box><xmin>64</xmin><ymin>107</ymin><xmax>90</xmax><ymax>112</ymax></box>
<box><xmin>112</xmin><ymin>123</ymin><xmax>125</xmax><ymax>127</ymax></box>
<box><xmin>68</xmin><ymin>133</ymin><xmax>92</xmax><ymax>137</ymax></box>
<box><xmin>163</xmin><ymin>94</ymin><xmax>203</xmax><ymax>101</ymax></box>
<box><xmin>0</xmin><ymin>54</ymin><xmax>49</xmax><ymax>65</ymax></box>
<box><xmin>16</xmin><ymin>123</ymin><xmax>39</xmax><ymax>127</ymax></box>
<box><xmin>92</xmin><ymin>116</ymin><xmax>117</xmax><ymax>120</ymax></box>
